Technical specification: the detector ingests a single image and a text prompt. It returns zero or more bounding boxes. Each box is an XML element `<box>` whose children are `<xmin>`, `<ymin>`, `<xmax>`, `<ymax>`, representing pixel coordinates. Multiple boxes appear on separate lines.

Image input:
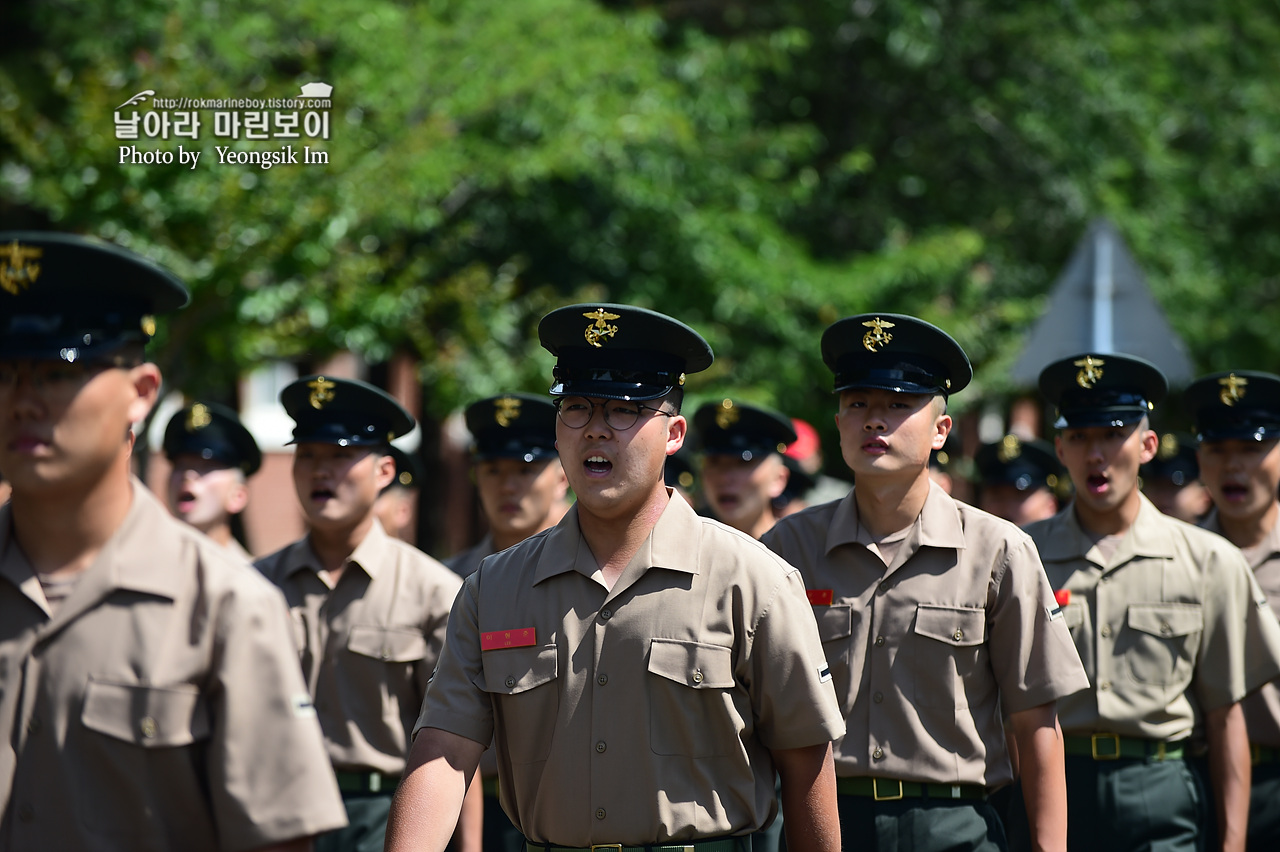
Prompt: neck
<box><xmin>308</xmin><ymin>514</ymin><xmax>376</xmax><ymax>574</ymax></box>
<box><xmin>198</xmin><ymin>520</ymin><xmax>235</xmax><ymax>547</ymax></box>
<box><xmin>1072</xmin><ymin>489</ymin><xmax>1142</xmax><ymax>537</ymax></box>
<box><xmin>492</xmin><ymin>506</ymin><xmax>565</xmax><ymax>552</ymax></box>
<box><xmin>1218</xmin><ymin>501</ymin><xmax>1280</xmax><ymax>550</ymax></box>
<box><xmin>747</xmin><ymin>507</ymin><xmax>779</xmax><ymax>541</ymax></box>
<box><xmin>853</xmin><ymin>472</ymin><xmax>932</xmax><ymax>538</ymax></box>
<box><xmin>578</xmin><ymin>485</ymin><xmax>670</xmax><ymax>587</ymax></box>
<box><xmin>10</xmin><ymin>459</ymin><xmax>135</xmax><ymax>578</ymax></box>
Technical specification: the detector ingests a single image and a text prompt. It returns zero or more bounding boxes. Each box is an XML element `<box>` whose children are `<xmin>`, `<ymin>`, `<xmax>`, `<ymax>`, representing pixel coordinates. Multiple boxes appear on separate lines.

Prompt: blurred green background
<box><xmin>3</xmin><ymin>0</ymin><xmax>1279</xmax><ymax>452</ymax></box>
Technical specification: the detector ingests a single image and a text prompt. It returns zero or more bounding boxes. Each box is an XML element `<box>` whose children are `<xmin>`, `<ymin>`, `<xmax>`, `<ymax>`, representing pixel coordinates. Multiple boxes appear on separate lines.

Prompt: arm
<box><xmin>771</xmin><ymin>742</ymin><xmax>840</xmax><ymax>852</ymax></box>
<box><xmin>385</xmin><ymin>727</ymin><xmax>486</xmax><ymax>852</ymax></box>
<box><xmin>1206</xmin><ymin>701</ymin><xmax>1250</xmax><ymax>852</ymax></box>
<box><xmin>1008</xmin><ymin>702</ymin><xmax>1067</xmax><ymax>852</ymax></box>
<box><xmin>449</xmin><ymin>767</ymin><xmax>485</xmax><ymax>852</ymax></box>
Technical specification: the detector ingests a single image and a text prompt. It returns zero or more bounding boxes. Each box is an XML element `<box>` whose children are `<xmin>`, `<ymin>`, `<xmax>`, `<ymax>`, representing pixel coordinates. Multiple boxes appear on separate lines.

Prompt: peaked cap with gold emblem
<box><xmin>0</xmin><ymin>231</ymin><xmax>188</xmax><ymax>361</ymax></box>
<box><xmin>820</xmin><ymin>313</ymin><xmax>971</xmax><ymax>396</ymax></box>
<box><xmin>1039</xmin><ymin>353</ymin><xmax>1167</xmax><ymax>429</ymax></box>
<box><xmin>384</xmin><ymin>446</ymin><xmax>424</xmax><ymax>489</ymax></box>
<box><xmin>464</xmin><ymin>393</ymin><xmax>558</xmax><ymax>462</ymax></box>
<box><xmin>1140</xmin><ymin>432</ymin><xmax>1200</xmax><ymax>486</ymax></box>
<box><xmin>163</xmin><ymin>401</ymin><xmax>262</xmax><ymax>475</ymax></box>
<box><xmin>693</xmin><ymin>399</ymin><xmax>797</xmax><ymax>461</ymax></box>
<box><xmin>1185</xmin><ymin>370</ymin><xmax>1280</xmax><ymax>442</ymax></box>
<box><xmin>280</xmin><ymin>375</ymin><xmax>414</xmax><ymax>447</ymax></box>
<box><xmin>538</xmin><ymin>303</ymin><xmax>713</xmax><ymax>401</ymax></box>
<box><xmin>974</xmin><ymin>434</ymin><xmax>1061</xmax><ymax>493</ymax></box>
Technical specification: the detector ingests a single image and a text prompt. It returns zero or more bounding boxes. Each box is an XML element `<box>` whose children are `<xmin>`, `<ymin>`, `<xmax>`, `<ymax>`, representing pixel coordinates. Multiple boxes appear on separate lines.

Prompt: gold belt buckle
<box><xmin>1091</xmin><ymin>733</ymin><xmax>1121</xmax><ymax>760</ymax></box>
<box><xmin>872</xmin><ymin>778</ymin><xmax>904</xmax><ymax>801</ymax></box>
<box><xmin>591</xmin><ymin>845</ymin><xmax>623</xmax><ymax>852</ymax></box>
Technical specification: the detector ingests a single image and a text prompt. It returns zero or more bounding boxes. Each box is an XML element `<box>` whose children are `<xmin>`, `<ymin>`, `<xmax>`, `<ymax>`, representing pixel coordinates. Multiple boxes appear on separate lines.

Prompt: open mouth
<box><xmin>310</xmin><ymin>487</ymin><xmax>336</xmax><ymax>503</ymax></box>
<box><xmin>1222</xmin><ymin>483</ymin><xmax>1248</xmax><ymax>501</ymax></box>
<box><xmin>716</xmin><ymin>493</ymin><xmax>741</xmax><ymax>511</ymax></box>
<box><xmin>861</xmin><ymin>438</ymin><xmax>888</xmax><ymax>454</ymax></box>
<box><xmin>175</xmin><ymin>489</ymin><xmax>197</xmax><ymax>512</ymax></box>
<box><xmin>584</xmin><ymin>455</ymin><xmax>612</xmax><ymax>476</ymax></box>
<box><xmin>1085</xmin><ymin>474</ymin><xmax>1109</xmax><ymax>495</ymax></box>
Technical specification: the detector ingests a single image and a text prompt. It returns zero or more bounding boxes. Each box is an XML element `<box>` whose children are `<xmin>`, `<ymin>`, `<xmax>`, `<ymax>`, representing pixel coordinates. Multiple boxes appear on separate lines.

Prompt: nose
<box><xmin>582</xmin><ymin>403</ymin><xmax>613</xmax><ymax>438</ymax></box>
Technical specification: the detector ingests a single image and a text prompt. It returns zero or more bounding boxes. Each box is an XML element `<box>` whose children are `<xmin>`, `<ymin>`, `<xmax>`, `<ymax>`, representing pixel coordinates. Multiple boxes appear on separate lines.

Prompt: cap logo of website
<box><xmin>494</xmin><ymin>397</ymin><xmax>522</xmax><ymax>427</ymax></box>
<box><xmin>114</xmin><ymin>83</ymin><xmax>333</xmax><ymax>170</ymax></box>
<box><xmin>1074</xmin><ymin>355</ymin><xmax>1104</xmax><ymax>389</ymax></box>
<box><xmin>308</xmin><ymin>376</ymin><xmax>337</xmax><ymax>410</ymax></box>
<box><xmin>0</xmin><ymin>240</ymin><xmax>42</xmax><ymax>296</ymax></box>
<box><xmin>1218</xmin><ymin>373</ymin><xmax>1247</xmax><ymax>406</ymax></box>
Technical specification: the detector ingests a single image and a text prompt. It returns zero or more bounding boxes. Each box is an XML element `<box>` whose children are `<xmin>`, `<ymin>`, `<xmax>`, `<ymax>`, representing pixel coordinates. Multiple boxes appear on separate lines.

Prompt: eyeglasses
<box><xmin>554</xmin><ymin>396</ymin><xmax>674</xmax><ymax>431</ymax></box>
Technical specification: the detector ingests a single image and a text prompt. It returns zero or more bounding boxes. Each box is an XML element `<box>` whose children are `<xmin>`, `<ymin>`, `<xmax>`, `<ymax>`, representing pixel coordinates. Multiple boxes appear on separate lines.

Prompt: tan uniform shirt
<box><xmin>417</xmin><ymin>493</ymin><xmax>844</xmax><ymax>845</ymax></box>
<box><xmin>0</xmin><ymin>481</ymin><xmax>346</xmax><ymax>852</ymax></box>
<box><xmin>445</xmin><ymin>533</ymin><xmax>494</xmax><ymax>578</ymax></box>
<box><xmin>256</xmin><ymin>520</ymin><xmax>461</xmax><ymax>775</ymax></box>
<box><xmin>221</xmin><ymin>535</ymin><xmax>254</xmax><ymax>565</ymax></box>
<box><xmin>762</xmin><ymin>482</ymin><xmax>1088</xmax><ymax>787</ymax></box>
<box><xmin>1025</xmin><ymin>494</ymin><xmax>1280</xmax><ymax>741</ymax></box>
<box><xmin>1202</xmin><ymin>508</ymin><xmax>1280</xmax><ymax>747</ymax></box>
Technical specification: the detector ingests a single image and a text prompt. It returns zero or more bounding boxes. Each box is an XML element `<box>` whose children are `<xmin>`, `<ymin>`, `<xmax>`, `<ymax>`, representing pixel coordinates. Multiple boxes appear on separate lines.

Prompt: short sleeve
<box><xmin>747</xmin><ymin>564</ymin><xmax>845</xmax><ymax>750</ymax></box>
<box><xmin>987</xmin><ymin>533</ymin><xmax>1090</xmax><ymax>716</ymax></box>
<box><xmin>1194</xmin><ymin>542</ymin><xmax>1280</xmax><ymax>711</ymax></box>
<box><xmin>206</xmin><ymin>574</ymin><xmax>347</xmax><ymax>851</ymax></box>
<box><xmin>413</xmin><ymin>573</ymin><xmax>494</xmax><ymax>746</ymax></box>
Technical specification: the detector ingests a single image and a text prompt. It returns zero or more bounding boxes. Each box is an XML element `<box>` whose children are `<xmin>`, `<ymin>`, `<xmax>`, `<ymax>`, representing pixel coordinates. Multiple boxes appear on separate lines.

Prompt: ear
<box><xmin>1054</xmin><ymin>435</ymin><xmax>1067</xmax><ymax>464</ymax></box>
<box><xmin>126</xmin><ymin>363</ymin><xmax>162</xmax><ymax>425</ymax></box>
<box><xmin>225</xmin><ymin>480</ymin><xmax>250</xmax><ymax>515</ymax></box>
<box><xmin>548</xmin><ymin>460</ymin><xmax>570</xmax><ymax>500</ymax></box>
<box><xmin>373</xmin><ymin>452</ymin><xmax>398</xmax><ymax>490</ymax></box>
<box><xmin>665</xmin><ymin>414</ymin><xmax>687</xmax><ymax>456</ymax></box>
<box><xmin>931</xmin><ymin>413</ymin><xmax>952</xmax><ymax>451</ymax></box>
<box><xmin>766</xmin><ymin>457</ymin><xmax>790</xmax><ymax>500</ymax></box>
<box><xmin>1138</xmin><ymin>427</ymin><xmax>1160</xmax><ymax>465</ymax></box>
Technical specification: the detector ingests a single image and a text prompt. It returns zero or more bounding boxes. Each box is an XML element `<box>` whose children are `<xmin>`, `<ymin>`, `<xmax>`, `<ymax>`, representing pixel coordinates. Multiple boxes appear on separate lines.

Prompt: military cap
<box><xmin>538</xmin><ymin>303</ymin><xmax>713</xmax><ymax>401</ymax></box>
<box><xmin>1140</xmin><ymin>432</ymin><xmax>1199</xmax><ymax>486</ymax></box>
<box><xmin>0</xmin><ymin>231</ymin><xmax>188</xmax><ymax>362</ymax></box>
<box><xmin>280</xmin><ymin>375</ymin><xmax>414</xmax><ymax>446</ymax></box>
<box><xmin>385</xmin><ymin>446</ymin><xmax>424</xmax><ymax>489</ymax></box>
<box><xmin>1185</xmin><ymin>371</ymin><xmax>1280</xmax><ymax>442</ymax></box>
<box><xmin>974</xmin><ymin>434</ymin><xmax>1061</xmax><ymax>493</ymax></box>
<box><xmin>693</xmin><ymin>399</ymin><xmax>797</xmax><ymax>461</ymax></box>
<box><xmin>820</xmin><ymin>313</ymin><xmax>971</xmax><ymax>396</ymax></box>
<box><xmin>465</xmin><ymin>393</ymin><xmax>558</xmax><ymax>462</ymax></box>
<box><xmin>1039</xmin><ymin>353</ymin><xmax>1167</xmax><ymax>428</ymax></box>
<box><xmin>163</xmin><ymin>401</ymin><xmax>262</xmax><ymax>476</ymax></box>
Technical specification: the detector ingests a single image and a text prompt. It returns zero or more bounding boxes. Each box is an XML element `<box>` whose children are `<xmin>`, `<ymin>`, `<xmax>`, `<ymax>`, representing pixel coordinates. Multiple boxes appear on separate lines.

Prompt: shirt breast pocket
<box><xmin>1122</xmin><ymin>603</ymin><xmax>1202</xmax><ymax>687</ymax></box>
<box><xmin>814</xmin><ymin>604</ymin><xmax>856</xmax><ymax>716</ymax></box>
<box><xmin>647</xmin><ymin>639</ymin><xmax>742</xmax><ymax>758</ymax></box>
<box><xmin>912</xmin><ymin>604</ymin><xmax>987</xmax><ymax>710</ymax></box>
<box><xmin>348</xmin><ymin>625</ymin><xmax>429</xmax><ymax>663</ymax></box>
<box><xmin>480</xmin><ymin>644</ymin><xmax>559</xmax><ymax>765</ymax></box>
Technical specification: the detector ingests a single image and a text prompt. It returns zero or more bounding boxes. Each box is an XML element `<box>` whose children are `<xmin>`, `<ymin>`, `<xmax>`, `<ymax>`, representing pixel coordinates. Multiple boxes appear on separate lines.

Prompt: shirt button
<box><xmin>953</xmin><ymin>629</ymin><xmax>964</xmax><ymax>641</ymax></box>
<box><xmin>596</xmin><ymin>741</ymin><xmax>607</xmax><ymax>753</ymax></box>
<box><xmin>597</xmin><ymin>674</ymin><xmax>608</xmax><ymax>686</ymax></box>
<box><xmin>595</xmin><ymin>808</ymin><xmax>607</xmax><ymax>820</ymax></box>
<box><xmin>875</xmin><ymin>635</ymin><xmax>885</xmax><ymax>647</ymax></box>
<box><xmin>505</xmin><ymin>676</ymin><xmax>516</xmax><ymax>688</ymax></box>
<box><xmin>18</xmin><ymin>804</ymin><xmax>34</xmax><ymax>822</ymax></box>
<box><xmin>1100</xmin><ymin>681</ymin><xmax>1111</xmax><ymax>691</ymax></box>
<box><xmin>878</xmin><ymin>581</ymin><xmax>890</xmax><ymax>593</ymax></box>
<box><xmin>692</xmin><ymin>670</ymin><xmax>703</xmax><ymax>684</ymax></box>
<box><xmin>873</xmin><ymin>692</ymin><xmax>883</xmax><ymax>704</ymax></box>
<box><xmin>1100</xmin><ymin>625</ymin><xmax>1112</xmax><ymax>638</ymax></box>
<box><xmin>600</xmin><ymin>609</ymin><xmax>612</xmax><ymax>621</ymax></box>
<box><xmin>140</xmin><ymin>716</ymin><xmax>158</xmax><ymax>739</ymax></box>
<box><xmin>1101</xmin><ymin>574</ymin><xmax>1113</xmax><ymax>583</ymax></box>
<box><xmin>872</xmin><ymin>747</ymin><xmax>884</xmax><ymax>760</ymax></box>
<box><xmin>1160</xmin><ymin>623</ymin><xmax>1171</xmax><ymax>635</ymax></box>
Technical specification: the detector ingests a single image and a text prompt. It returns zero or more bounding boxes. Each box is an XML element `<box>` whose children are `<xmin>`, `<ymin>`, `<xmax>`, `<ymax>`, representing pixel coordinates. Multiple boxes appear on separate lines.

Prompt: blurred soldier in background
<box><xmin>973</xmin><ymin>434</ymin><xmax>1063</xmax><ymax>527</ymax></box>
<box><xmin>1024</xmin><ymin>353</ymin><xmax>1280</xmax><ymax>852</ymax></box>
<box><xmin>256</xmin><ymin>376</ymin><xmax>467</xmax><ymax>852</ymax></box>
<box><xmin>163</xmin><ymin>400</ymin><xmax>261</xmax><ymax>561</ymax></box>
<box><xmin>1140</xmin><ymin>432</ymin><xmax>1212</xmax><ymax>523</ymax></box>
<box><xmin>0</xmin><ymin>232</ymin><xmax>346</xmax><ymax>850</ymax></box>
<box><xmin>1187</xmin><ymin>371</ymin><xmax>1280</xmax><ymax>850</ymax></box>
<box><xmin>374</xmin><ymin>446</ymin><xmax>423</xmax><ymax>543</ymax></box>
<box><xmin>693</xmin><ymin>398</ymin><xmax>795</xmax><ymax>539</ymax></box>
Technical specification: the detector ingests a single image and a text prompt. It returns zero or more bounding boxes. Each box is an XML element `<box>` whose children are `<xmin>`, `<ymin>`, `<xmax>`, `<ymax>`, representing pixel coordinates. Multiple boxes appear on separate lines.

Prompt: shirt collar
<box><xmin>825</xmin><ymin>478</ymin><xmax>966</xmax><ymax>555</ymax></box>
<box><xmin>281</xmin><ymin>517</ymin><xmax>393</xmax><ymax>580</ymax></box>
<box><xmin>1036</xmin><ymin>491</ymin><xmax>1177</xmax><ymax>562</ymax></box>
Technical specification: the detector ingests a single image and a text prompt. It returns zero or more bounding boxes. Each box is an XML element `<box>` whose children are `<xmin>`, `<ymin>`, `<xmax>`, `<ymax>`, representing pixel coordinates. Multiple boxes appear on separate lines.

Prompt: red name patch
<box><xmin>481</xmin><ymin>628</ymin><xmax>537</xmax><ymax>651</ymax></box>
<box><xmin>1054</xmin><ymin>589</ymin><xmax>1071</xmax><ymax>607</ymax></box>
<box><xmin>807</xmin><ymin>589</ymin><xmax>834</xmax><ymax>606</ymax></box>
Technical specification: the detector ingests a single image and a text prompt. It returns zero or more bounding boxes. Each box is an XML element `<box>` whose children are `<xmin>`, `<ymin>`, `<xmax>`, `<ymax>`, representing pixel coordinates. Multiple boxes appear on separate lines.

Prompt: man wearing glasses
<box><xmin>388</xmin><ymin>304</ymin><xmax>845</xmax><ymax>852</ymax></box>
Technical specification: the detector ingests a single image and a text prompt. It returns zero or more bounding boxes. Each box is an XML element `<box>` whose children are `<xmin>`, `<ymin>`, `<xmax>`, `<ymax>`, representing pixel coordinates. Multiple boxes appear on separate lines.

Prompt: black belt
<box><xmin>526</xmin><ymin>838</ymin><xmax>746</xmax><ymax>852</ymax></box>
<box><xmin>334</xmin><ymin>769</ymin><xmax>400</xmax><ymax>795</ymax></box>
<box><xmin>836</xmin><ymin>776</ymin><xmax>987</xmax><ymax>801</ymax></box>
<box><xmin>1063</xmin><ymin>734</ymin><xmax>1185</xmax><ymax>761</ymax></box>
